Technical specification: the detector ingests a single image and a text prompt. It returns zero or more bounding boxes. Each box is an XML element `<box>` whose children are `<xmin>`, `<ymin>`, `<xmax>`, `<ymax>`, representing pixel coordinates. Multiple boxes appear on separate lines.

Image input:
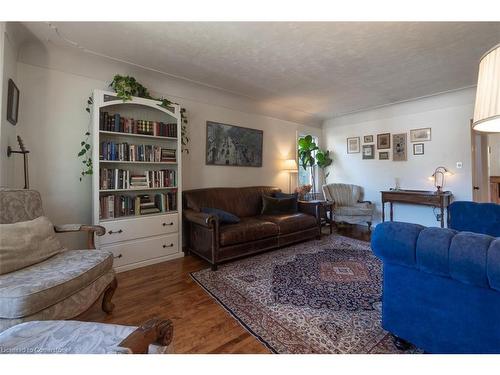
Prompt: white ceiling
<box><xmin>19</xmin><ymin>22</ymin><xmax>500</xmax><ymax>122</ymax></box>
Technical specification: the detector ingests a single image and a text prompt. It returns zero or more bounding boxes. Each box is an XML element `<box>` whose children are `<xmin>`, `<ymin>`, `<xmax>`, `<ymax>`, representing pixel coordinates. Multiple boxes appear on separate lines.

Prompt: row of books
<box><xmin>99</xmin><ymin>168</ymin><xmax>176</xmax><ymax>190</ymax></box>
<box><xmin>99</xmin><ymin>192</ymin><xmax>178</xmax><ymax>219</ymax></box>
<box><xmin>99</xmin><ymin>141</ymin><xmax>176</xmax><ymax>163</ymax></box>
<box><xmin>99</xmin><ymin>112</ymin><xmax>177</xmax><ymax>137</ymax></box>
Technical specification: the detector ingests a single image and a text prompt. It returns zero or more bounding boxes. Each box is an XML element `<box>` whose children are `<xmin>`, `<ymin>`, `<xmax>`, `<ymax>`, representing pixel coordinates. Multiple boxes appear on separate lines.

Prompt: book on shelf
<box><xmin>100</xmin><ymin>168</ymin><xmax>176</xmax><ymax>190</ymax></box>
<box><xmin>99</xmin><ymin>141</ymin><xmax>176</xmax><ymax>163</ymax></box>
<box><xmin>99</xmin><ymin>111</ymin><xmax>178</xmax><ymax>138</ymax></box>
<box><xmin>99</xmin><ymin>191</ymin><xmax>177</xmax><ymax>220</ymax></box>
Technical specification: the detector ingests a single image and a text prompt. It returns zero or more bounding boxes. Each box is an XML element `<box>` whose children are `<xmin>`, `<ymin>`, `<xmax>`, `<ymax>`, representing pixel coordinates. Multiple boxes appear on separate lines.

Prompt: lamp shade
<box><xmin>473</xmin><ymin>43</ymin><xmax>500</xmax><ymax>133</ymax></box>
<box><xmin>283</xmin><ymin>159</ymin><xmax>298</xmax><ymax>171</ymax></box>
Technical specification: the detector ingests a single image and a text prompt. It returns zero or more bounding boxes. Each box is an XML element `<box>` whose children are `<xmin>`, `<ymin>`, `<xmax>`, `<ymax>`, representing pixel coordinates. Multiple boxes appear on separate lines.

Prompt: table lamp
<box><xmin>429</xmin><ymin>166</ymin><xmax>452</xmax><ymax>193</ymax></box>
<box><xmin>283</xmin><ymin>159</ymin><xmax>298</xmax><ymax>193</ymax></box>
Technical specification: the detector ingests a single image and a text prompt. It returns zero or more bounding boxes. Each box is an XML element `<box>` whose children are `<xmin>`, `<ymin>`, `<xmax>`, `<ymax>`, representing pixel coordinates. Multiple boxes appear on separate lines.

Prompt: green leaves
<box><xmin>298</xmin><ymin>135</ymin><xmax>319</xmax><ymax>171</ymax></box>
<box><xmin>78</xmin><ymin>132</ymin><xmax>93</xmax><ymax>181</ymax></box>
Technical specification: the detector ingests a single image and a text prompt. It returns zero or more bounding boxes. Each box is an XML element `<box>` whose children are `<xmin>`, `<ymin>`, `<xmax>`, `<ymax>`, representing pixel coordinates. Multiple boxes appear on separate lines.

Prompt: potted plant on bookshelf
<box><xmin>110</xmin><ymin>75</ymin><xmax>190</xmax><ymax>153</ymax></box>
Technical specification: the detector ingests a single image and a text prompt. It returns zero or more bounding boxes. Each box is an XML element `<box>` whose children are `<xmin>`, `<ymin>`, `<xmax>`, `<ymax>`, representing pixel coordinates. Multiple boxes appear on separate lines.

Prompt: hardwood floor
<box><xmin>78</xmin><ymin>224</ymin><xmax>371</xmax><ymax>353</ymax></box>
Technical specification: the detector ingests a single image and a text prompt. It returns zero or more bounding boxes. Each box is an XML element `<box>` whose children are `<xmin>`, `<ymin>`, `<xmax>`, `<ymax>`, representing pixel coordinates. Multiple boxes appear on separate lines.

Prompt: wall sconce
<box><xmin>283</xmin><ymin>159</ymin><xmax>298</xmax><ymax>193</ymax></box>
<box><xmin>429</xmin><ymin>166</ymin><xmax>452</xmax><ymax>193</ymax></box>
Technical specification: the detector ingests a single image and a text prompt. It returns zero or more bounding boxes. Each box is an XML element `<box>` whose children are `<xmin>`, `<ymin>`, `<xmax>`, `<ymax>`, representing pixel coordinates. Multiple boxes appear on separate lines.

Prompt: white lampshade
<box><xmin>283</xmin><ymin>159</ymin><xmax>298</xmax><ymax>171</ymax></box>
<box><xmin>473</xmin><ymin>43</ymin><xmax>500</xmax><ymax>133</ymax></box>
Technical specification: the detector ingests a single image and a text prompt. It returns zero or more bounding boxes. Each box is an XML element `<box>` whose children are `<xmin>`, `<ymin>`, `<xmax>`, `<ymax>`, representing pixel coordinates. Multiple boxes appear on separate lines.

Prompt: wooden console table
<box><xmin>381</xmin><ymin>189</ymin><xmax>453</xmax><ymax>228</ymax></box>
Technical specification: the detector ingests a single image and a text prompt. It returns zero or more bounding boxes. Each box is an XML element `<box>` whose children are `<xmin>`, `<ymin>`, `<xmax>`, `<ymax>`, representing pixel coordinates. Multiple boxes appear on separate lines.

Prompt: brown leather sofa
<box><xmin>183</xmin><ymin>186</ymin><xmax>321</xmax><ymax>270</ymax></box>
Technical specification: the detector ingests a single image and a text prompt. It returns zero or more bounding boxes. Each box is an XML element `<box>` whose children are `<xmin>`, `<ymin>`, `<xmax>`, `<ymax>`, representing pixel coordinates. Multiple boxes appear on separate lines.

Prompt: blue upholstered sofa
<box><xmin>372</xmin><ymin>201</ymin><xmax>500</xmax><ymax>353</ymax></box>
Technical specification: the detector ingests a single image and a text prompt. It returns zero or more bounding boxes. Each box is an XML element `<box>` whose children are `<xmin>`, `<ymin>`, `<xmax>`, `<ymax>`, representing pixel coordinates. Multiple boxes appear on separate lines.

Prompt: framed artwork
<box><xmin>377</xmin><ymin>133</ymin><xmax>391</xmax><ymax>149</ymax></box>
<box><xmin>206</xmin><ymin>121</ymin><xmax>263</xmax><ymax>167</ymax></box>
<box><xmin>379</xmin><ymin>151</ymin><xmax>389</xmax><ymax>160</ymax></box>
<box><xmin>413</xmin><ymin>143</ymin><xmax>424</xmax><ymax>155</ymax></box>
<box><xmin>347</xmin><ymin>137</ymin><xmax>360</xmax><ymax>154</ymax></box>
<box><xmin>363</xmin><ymin>135</ymin><xmax>374</xmax><ymax>143</ymax></box>
<box><xmin>362</xmin><ymin>145</ymin><xmax>375</xmax><ymax>159</ymax></box>
<box><xmin>7</xmin><ymin>79</ymin><xmax>20</xmax><ymax>125</ymax></box>
<box><xmin>410</xmin><ymin>127</ymin><xmax>431</xmax><ymax>142</ymax></box>
<box><xmin>393</xmin><ymin>133</ymin><xmax>407</xmax><ymax>161</ymax></box>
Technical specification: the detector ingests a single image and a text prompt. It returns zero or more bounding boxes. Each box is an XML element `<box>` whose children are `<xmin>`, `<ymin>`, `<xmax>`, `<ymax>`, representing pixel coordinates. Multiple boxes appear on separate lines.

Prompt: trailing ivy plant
<box><xmin>78</xmin><ymin>96</ymin><xmax>94</xmax><ymax>181</ymax></box>
<box><xmin>109</xmin><ymin>75</ymin><xmax>190</xmax><ymax>153</ymax></box>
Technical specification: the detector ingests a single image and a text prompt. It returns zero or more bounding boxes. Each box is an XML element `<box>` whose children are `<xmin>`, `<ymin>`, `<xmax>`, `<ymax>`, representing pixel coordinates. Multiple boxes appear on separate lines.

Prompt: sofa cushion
<box><xmin>0</xmin><ymin>216</ymin><xmax>65</xmax><ymax>275</ymax></box>
<box><xmin>334</xmin><ymin>203</ymin><xmax>374</xmax><ymax>217</ymax></box>
<box><xmin>416</xmin><ymin>227</ymin><xmax>457</xmax><ymax>277</ymax></box>
<box><xmin>274</xmin><ymin>192</ymin><xmax>299</xmax><ymax>212</ymax></box>
<box><xmin>259</xmin><ymin>213</ymin><xmax>317</xmax><ymax>235</ymax></box>
<box><xmin>201</xmin><ymin>207</ymin><xmax>240</xmax><ymax>224</ymax></box>
<box><xmin>0</xmin><ymin>250</ymin><xmax>113</xmax><ymax>318</ymax></box>
<box><xmin>184</xmin><ymin>186</ymin><xmax>280</xmax><ymax>218</ymax></box>
<box><xmin>261</xmin><ymin>195</ymin><xmax>296</xmax><ymax>215</ymax></box>
<box><xmin>448</xmin><ymin>201</ymin><xmax>500</xmax><ymax>237</ymax></box>
<box><xmin>219</xmin><ymin>217</ymin><xmax>278</xmax><ymax>246</ymax></box>
<box><xmin>487</xmin><ymin>239</ymin><xmax>500</xmax><ymax>291</ymax></box>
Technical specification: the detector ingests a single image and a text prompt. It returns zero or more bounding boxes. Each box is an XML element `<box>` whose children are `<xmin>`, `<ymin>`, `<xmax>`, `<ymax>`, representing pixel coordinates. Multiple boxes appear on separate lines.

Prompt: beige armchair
<box><xmin>322</xmin><ymin>183</ymin><xmax>375</xmax><ymax>230</ymax></box>
<box><xmin>0</xmin><ymin>189</ymin><xmax>117</xmax><ymax>332</ymax></box>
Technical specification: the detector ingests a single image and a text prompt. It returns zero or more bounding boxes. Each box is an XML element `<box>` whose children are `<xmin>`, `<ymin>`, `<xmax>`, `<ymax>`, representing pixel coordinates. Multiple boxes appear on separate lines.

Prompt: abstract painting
<box><xmin>206</xmin><ymin>121</ymin><xmax>263</xmax><ymax>167</ymax></box>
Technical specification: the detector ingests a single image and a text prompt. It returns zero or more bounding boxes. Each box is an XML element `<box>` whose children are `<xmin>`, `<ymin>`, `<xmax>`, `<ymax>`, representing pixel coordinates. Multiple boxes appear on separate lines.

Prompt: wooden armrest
<box><xmin>184</xmin><ymin>209</ymin><xmax>218</xmax><ymax>228</ymax></box>
<box><xmin>54</xmin><ymin>224</ymin><xmax>106</xmax><ymax>249</ymax></box>
<box><xmin>118</xmin><ymin>318</ymin><xmax>174</xmax><ymax>354</ymax></box>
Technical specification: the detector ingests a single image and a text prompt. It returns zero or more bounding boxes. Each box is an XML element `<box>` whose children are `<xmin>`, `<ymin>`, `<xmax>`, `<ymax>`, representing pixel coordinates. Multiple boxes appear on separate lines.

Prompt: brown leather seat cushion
<box><xmin>219</xmin><ymin>217</ymin><xmax>278</xmax><ymax>246</ymax></box>
<box><xmin>259</xmin><ymin>213</ymin><xmax>317</xmax><ymax>235</ymax></box>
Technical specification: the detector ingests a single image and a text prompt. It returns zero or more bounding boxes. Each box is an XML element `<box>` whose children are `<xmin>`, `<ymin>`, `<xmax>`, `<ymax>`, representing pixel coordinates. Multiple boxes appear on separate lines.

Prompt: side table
<box><xmin>298</xmin><ymin>199</ymin><xmax>334</xmax><ymax>235</ymax></box>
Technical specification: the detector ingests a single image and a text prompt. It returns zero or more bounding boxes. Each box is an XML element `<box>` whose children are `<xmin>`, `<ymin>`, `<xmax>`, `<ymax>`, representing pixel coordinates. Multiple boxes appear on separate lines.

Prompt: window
<box><xmin>297</xmin><ymin>134</ymin><xmax>320</xmax><ymax>192</ymax></box>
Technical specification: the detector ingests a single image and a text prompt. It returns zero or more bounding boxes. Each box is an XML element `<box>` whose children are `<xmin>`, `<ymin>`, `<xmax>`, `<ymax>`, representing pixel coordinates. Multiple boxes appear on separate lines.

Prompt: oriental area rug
<box><xmin>191</xmin><ymin>235</ymin><xmax>420</xmax><ymax>354</ymax></box>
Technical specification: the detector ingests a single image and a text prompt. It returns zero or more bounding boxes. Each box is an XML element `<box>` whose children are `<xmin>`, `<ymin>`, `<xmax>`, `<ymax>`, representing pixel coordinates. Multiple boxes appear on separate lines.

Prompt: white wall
<box><xmin>323</xmin><ymin>88</ymin><xmax>475</xmax><ymax>227</ymax></box>
<box><xmin>0</xmin><ymin>23</ymin><xmax>19</xmax><ymax>187</ymax></box>
<box><xmin>13</xmin><ymin>43</ymin><xmax>320</xmax><ymax>249</ymax></box>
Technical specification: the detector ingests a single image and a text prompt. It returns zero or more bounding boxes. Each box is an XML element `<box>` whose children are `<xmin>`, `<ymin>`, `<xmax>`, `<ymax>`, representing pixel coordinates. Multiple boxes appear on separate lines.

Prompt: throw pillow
<box><xmin>274</xmin><ymin>191</ymin><xmax>299</xmax><ymax>212</ymax></box>
<box><xmin>201</xmin><ymin>207</ymin><xmax>240</xmax><ymax>224</ymax></box>
<box><xmin>0</xmin><ymin>216</ymin><xmax>65</xmax><ymax>275</ymax></box>
<box><xmin>261</xmin><ymin>195</ymin><xmax>296</xmax><ymax>215</ymax></box>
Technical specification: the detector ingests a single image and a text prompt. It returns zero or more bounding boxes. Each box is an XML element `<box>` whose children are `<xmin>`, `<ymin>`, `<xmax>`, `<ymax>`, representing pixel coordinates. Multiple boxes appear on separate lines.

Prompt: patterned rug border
<box><xmin>190</xmin><ymin>271</ymin><xmax>278</xmax><ymax>353</ymax></box>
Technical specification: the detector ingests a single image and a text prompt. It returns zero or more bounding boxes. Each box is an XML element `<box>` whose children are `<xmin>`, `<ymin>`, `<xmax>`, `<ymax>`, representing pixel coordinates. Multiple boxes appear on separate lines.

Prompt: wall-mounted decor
<box><xmin>363</xmin><ymin>135</ymin><xmax>374</xmax><ymax>143</ymax></box>
<box><xmin>377</xmin><ymin>133</ymin><xmax>391</xmax><ymax>149</ymax></box>
<box><xmin>393</xmin><ymin>133</ymin><xmax>407</xmax><ymax>161</ymax></box>
<box><xmin>379</xmin><ymin>151</ymin><xmax>389</xmax><ymax>160</ymax></box>
<box><xmin>413</xmin><ymin>143</ymin><xmax>424</xmax><ymax>155</ymax></box>
<box><xmin>7</xmin><ymin>79</ymin><xmax>20</xmax><ymax>125</ymax></box>
<box><xmin>206</xmin><ymin>121</ymin><xmax>263</xmax><ymax>167</ymax></box>
<box><xmin>362</xmin><ymin>145</ymin><xmax>375</xmax><ymax>159</ymax></box>
<box><xmin>410</xmin><ymin>127</ymin><xmax>431</xmax><ymax>142</ymax></box>
<box><xmin>347</xmin><ymin>137</ymin><xmax>360</xmax><ymax>154</ymax></box>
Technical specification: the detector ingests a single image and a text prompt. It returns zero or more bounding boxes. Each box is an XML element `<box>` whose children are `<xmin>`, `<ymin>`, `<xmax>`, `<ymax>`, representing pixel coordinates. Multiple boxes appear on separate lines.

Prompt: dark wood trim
<box><xmin>102</xmin><ymin>277</ymin><xmax>118</xmax><ymax>313</ymax></box>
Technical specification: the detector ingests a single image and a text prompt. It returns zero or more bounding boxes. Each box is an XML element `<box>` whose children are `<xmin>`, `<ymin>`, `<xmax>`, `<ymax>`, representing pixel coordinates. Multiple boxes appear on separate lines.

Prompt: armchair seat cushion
<box><xmin>219</xmin><ymin>217</ymin><xmax>278</xmax><ymax>246</ymax></box>
<box><xmin>335</xmin><ymin>204</ymin><xmax>374</xmax><ymax>217</ymax></box>
<box><xmin>259</xmin><ymin>213</ymin><xmax>317</xmax><ymax>235</ymax></box>
<box><xmin>0</xmin><ymin>250</ymin><xmax>113</xmax><ymax>318</ymax></box>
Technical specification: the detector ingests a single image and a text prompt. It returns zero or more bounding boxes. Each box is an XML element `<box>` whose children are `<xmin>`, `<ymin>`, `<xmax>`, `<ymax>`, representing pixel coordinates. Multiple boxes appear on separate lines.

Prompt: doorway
<box><xmin>471</xmin><ymin>120</ymin><xmax>500</xmax><ymax>203</ymax></box>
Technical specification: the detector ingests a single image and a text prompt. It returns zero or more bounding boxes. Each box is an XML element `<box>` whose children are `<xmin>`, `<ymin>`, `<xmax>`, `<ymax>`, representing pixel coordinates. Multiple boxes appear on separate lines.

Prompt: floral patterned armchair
<box><xmin>0</xmin><ymin>189</ymin><xmax>117</xmax><ymax>332</ymax></box>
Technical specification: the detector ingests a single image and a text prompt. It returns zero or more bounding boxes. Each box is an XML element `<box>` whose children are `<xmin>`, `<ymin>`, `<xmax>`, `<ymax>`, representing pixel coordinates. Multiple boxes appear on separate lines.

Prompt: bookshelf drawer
<box><xmin>103</xmin><ymin>233</ymin><xmax>179</xmax><ymax>268</ymax></box>
<box><xmin>99</xmin><ymin>214</ymin><xmax>178</xmax><ymax>245</ymax></box>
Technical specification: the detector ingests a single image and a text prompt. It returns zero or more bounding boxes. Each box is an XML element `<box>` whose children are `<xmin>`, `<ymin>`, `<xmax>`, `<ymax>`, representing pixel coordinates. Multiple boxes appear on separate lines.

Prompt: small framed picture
<box><xmin>377</xmin><ymin>133</ymin><xmax>391</xmax><ymax>149</ymax></box>
<box><xmin>7</xmin><ymin>79</ymin><xmax>20</xmax><ymax>125</ymax></box>
<box><xmin>413</xmin><ymin>143</ymin><xmax>424</xmax><ymax>155</ymax></box>
<box><xmin>379</xmin><ymin>151</ymin><xmax>390</xmax><ymax>160</ymax></box>
<box><xmin>410</xmin><ymin>127</ymin><xmax>431</xmax><ymax>142</ymax></box>
<box><xmin>347</xmin><ymin>137</ymin><xmax>360</xmax><ymax>154</ymax></box>
<box><xmin>393</xmin><ymin>133</ymin><xmax>407</xmax><ymax>161</ymax></box>
<box><xmin>362</xmin><ymin>144</ymin><xmax>375</xmax><ymax>159</ymax></box>
<box><xmin>363</xmin><ymin>135</ymin><xmax>374</xmax><ymax>143</ymax></box>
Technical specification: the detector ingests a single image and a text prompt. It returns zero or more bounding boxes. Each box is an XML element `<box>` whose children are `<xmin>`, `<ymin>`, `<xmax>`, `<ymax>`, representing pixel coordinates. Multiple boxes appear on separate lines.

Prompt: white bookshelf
<box><xmin>91</xmin><ymin>89</ymin><xmax>183</xmax><ymax>272</ymax></box>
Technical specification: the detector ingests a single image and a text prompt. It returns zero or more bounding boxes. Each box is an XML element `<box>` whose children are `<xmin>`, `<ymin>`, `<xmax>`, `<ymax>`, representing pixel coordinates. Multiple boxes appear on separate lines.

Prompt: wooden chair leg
<box><xmin>102</xmin><ymin>277</ymin><xmax>118</xmax><ymax>313</ymax></box>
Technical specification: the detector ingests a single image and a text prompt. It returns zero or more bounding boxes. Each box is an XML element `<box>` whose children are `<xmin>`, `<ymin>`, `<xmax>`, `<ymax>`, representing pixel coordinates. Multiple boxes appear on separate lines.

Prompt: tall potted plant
<box><xmin>297</xmin><ymin>135</ymin><xmax>333</xmax><ymax>196</ymax></box>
